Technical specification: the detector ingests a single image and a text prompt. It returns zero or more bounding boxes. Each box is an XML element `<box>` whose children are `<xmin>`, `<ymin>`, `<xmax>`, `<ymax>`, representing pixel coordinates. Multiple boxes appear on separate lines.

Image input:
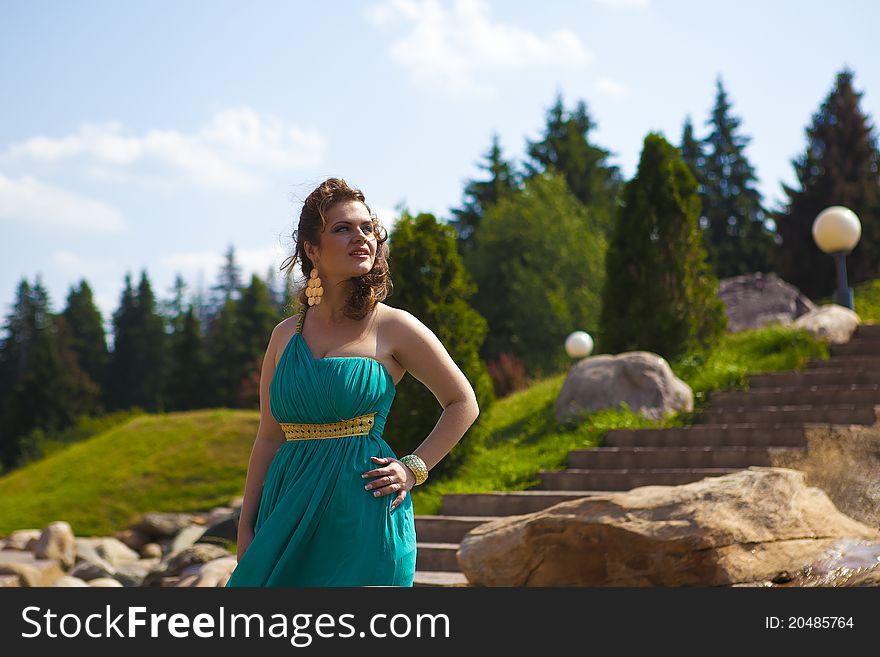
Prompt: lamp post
<box><xmin>812</xmin><ymin>206</ymin><xmax>861</xmax><ymax>310</ymax></box>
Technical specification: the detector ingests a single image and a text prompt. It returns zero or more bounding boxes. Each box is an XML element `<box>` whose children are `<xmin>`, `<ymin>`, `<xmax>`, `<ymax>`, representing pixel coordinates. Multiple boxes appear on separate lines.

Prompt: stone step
<box><xmin>415</xmin><ymin>542</ymin><xmax>460</xmax><ymax>572</ymax></box>
<box><xmin>413</xmin><ymin>571</ymin><xmax>470</xmax><ymax>587</ymax></box>
<box><xmin>831</xmin><ymin>340</ymin><xmax>880</xmax><ymax>356</ymax></box>
<box><xmin>605</xmin><ymin>424</ymin><xmax>811</xmax><ymax>447</ymax></box>
<box><xmin>854</xmin><ymin>323</ymin><xmax>880</xmax><ymax>339</ymax></box>
<box><xmin>440</xmin><ymin>490</ymin><xmax>608</xmax><ymax>517</ymax></box>
<box><xmin>748</xmin><ymin>370</ymin><xmax>880</xmax><ymax>387</ymax></box>
<box><xmin>708</xmin><ymin>384</ymin><xmax>880</xmax><ymax>407</ymax></box>
<box><xmin>415</xmin><ymin>515</ymin><xmax>496</xmax><ymax>543</ymax></box>
<box><xmin>807</xmin><ymin>355</ymin><xmax>880</xmax><ymax>368</ymax></box>
<box><xmin>695</xmin><ymin>403</ymin><xmax>877</xmax><ymax>425</ymax></box>
<box><xmin>536</xmin><ymin>467</ymin><xmax>740</xmax><ymax>490</ymax></box>
<box><xmin>567</xmin><ymin>446</ymin><xmax>805</xmax><ymax>469</ymax></box>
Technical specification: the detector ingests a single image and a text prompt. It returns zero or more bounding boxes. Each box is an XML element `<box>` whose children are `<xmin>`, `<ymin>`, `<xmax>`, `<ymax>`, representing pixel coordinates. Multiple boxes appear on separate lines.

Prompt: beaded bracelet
<box><xmin>400</xmin><ymin>454</ymin><xmax>429</xmax><ymax>486</ymax></box>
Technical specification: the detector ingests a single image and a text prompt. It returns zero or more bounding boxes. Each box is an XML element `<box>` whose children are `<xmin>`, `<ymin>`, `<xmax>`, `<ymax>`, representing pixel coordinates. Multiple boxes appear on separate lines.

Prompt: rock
<box><xmin>89</xmin><ymin>577</ymin><xmax>124</xmax><ymax>587</ymax></box>
<box><xmin>770</xmin><ymin>422</ymin><xmax>880</xmax><ymax>531</ymax></box>
<box><xmin>0</xmin><ymin>574</ymin><xmax>21</xmax><ymax>587</ymax></box>
<box><xmin>75</xmin><ymin>537</ymin><xmax>140</xmax><ymax>568</ymax></box>
<box><xmin>53</xmin><ymin>575</ymin><xmax>90</xmax><ymax>587</ymax></box>
<box><xmin>555</xmin><ymin>351</ymin><xmax>692</xmax><ymax>423</ymax></box>
<box><xmin>0</xmin><ymin>549</ymin><xmax>66</xmax><ymax>587</ymax></box>
<box><xmin>205</xmin><ymin>506</ymin><xmax>235</xmax><ymax>527</ymax></box>
<box><xmin>229</xmin><ymin>496</ymin><xmax>244</xmax><ymax>511</ymax></box>
<box><xmin>33</xmin><ymin>522</ymin><xmax>76</xmax><ymax>570</ymax></box>
<box><xmin>142</xmin><ymin>544</ymin><xmax>230</xmax><ymax>587</ymax></box>
<box><xmin>457</xmin><ymin>467</ymin><xmax>880</xmax><ymax>586</ymax></box>
<box><xmin>113</xmin><ymin>558</ymin><xmax>160</xmax><ymax>587</ymax></box>
<box><xmin>166</xmin><ymin>524</ymin><xmax>207</xmax><ymax>557</ymax></box>
<box><xmin>178</xmin><ymin>556</ymin><xmax>237</xmax><ymax>587</ymax></box>
<box><xmin>6</xmin><ymin>529</ymin><xmax>41</xmax><ymax>551</ymax></box>
<box><xmin>780</xmin><ymin>538</ymin><xmax>880</xmax><ymax>587</ymax></box>
<box><xmin>717</xmin><ymin>272</ymin><xmax>816</xmax><ymax>333</ymax></box>
<box><xmin>114</xmin><ymin>528</ymin><xmax>153</xmax><ymax>552</ymax></box>
<box><xmin>792</xmin><ymin>304</ymin><xmax>861</xmax><ymax>344</ymax></box>
<box><xmin>141</xmin><ymin>543</ymin><xmax>163</xmax><ymax>559</ymax></box>
<box><xmin>133</xmin><ymin>512</ymin><xmax>197</xmax><ymax>539</ymax></box>
<box><xmin>70</xmin><ymin>556</ymin><xmax>115</xmax><ymax>582</ymax></box>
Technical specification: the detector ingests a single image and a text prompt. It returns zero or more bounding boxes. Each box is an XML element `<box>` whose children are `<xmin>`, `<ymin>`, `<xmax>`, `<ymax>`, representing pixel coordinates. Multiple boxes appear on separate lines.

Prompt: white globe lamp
<box><xmin>565</xmin><ymin>331</ymin><xmax>594</xmax><ymax>359</ymax></box>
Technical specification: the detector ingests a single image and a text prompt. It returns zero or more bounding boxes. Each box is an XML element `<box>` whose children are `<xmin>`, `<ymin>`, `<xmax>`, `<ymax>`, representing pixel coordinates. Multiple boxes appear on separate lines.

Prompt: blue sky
<box><xmin>2</xmin><ymin>0</ymin><xmax>879</xmax><ymax>333</ymax></box>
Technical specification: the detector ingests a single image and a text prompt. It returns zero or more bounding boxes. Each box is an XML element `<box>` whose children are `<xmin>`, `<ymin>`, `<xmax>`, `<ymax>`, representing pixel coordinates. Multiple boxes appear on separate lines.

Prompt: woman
<box><xmin>224</xmin><ymin>177</ymin><xmax>480</xmax><ymax>587</ymax></box>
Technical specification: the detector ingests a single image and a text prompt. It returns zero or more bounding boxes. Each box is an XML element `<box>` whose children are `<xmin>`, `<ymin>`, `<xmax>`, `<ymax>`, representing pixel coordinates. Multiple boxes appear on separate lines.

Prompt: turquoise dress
<box><xmin>225</xmin><ymin>306</ymin><xmax>417</xmax><ymax>587</ymax></box>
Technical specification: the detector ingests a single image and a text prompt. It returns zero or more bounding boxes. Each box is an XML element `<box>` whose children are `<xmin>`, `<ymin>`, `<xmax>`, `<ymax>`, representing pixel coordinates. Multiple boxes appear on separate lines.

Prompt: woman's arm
<box><xmin>388</xmin><ymin>308</ymin><xmax>480</xmax><ymax>470</ymax></box>
<box><xmin>237</xmin><ymin>322</ymin><xmax>288</xmax><ymax>535</ymax></box>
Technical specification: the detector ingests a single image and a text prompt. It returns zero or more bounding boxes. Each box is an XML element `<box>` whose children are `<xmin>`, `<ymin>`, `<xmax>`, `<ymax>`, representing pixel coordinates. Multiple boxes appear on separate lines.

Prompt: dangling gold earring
<box><xmin>306</xmin><ymin>267</ymin><xmax>323</xmax><ymax>306</ymax></box>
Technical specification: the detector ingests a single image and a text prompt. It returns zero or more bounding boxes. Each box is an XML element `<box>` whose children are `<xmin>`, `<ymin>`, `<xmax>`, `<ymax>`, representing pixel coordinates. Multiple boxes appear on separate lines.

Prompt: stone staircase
<box><xmin>412</xmin><ymin>322</ymin><xmax>880</xmax><ymax>586</ymax></box>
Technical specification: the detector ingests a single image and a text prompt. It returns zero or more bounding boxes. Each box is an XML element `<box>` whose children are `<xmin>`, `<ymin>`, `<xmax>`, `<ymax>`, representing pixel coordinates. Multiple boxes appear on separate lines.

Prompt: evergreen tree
<box><xmin>680</xmin><ymin>115</ymin><xmax>705</xmax><ymax>205</ymax></box>
<box><xmin>203</xmin><ymin>296</ymin><xmax>244</xmax><ymax>408</ymax></box>
<box><xmin>449</xmin><ymin>133</ymin><xmax>519</xmax><ymax>256</ymax></box>
<box><xmin>62</xmin><ymin>280</ymin><xmax>109</xmax><ymax>402</ymax></box>
<box><xmin>166</xmin><ymin>305</ymin><xmax>208</xmax><ymax>411</ymax></box>
<box><xmin>105</xmin><ymin>274</ymin><xmax>137</xmax><ymax>411</ymax></box>
<box><xmin>161</xmin><ymin>274</ymin><xmax>190</xmax><ymax>335</ymax></box>
<box><xmin>600</xmin><ymin>133</ymin><xmax>726</xmax><ymax>363</ymax></box>
<box><xmin>210</xmin><ymin>245</ymin><xmax>244</xmax><ymax>311</ymax></box>
<box><xmin>383</xmin><ymin>210</ymin><xmax>493</xmax><ymax>478</ymax></box>
<box><xmin>0</xmin><ymin>277</ymin><xmax>98</xmax><ymax>469</ymax></box>
<box><xmin>523</xmin><ymin>92</ymin><xmax>623</xmax><ymax>238</ymax></box>
<box><xmin>773</xmin><ymin>68</ymin><xmax>880</xmax><ymax>298</ymax></box>
<box><xmin>467</xmin><ymin>172</ymin><xmax>607</xmax><ymax>376</ymax></box>
<box><xmin>235</xmin><ymin>275</ymin><xmax>281</xmax><ymax>407</ymax></box>
<box><xmin>698</xmin><ymin>77</ymin><xmax>775</xmax><ymax>278</ymax></box>
<box><xmin>106</xmin><ymin>271</ymin><xmax>168</xmax><ymax>412</ymax></box>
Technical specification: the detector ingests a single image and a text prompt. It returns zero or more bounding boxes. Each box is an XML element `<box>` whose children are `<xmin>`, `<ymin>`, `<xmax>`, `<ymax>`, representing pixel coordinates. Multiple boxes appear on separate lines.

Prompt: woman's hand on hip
<box><xmin>362</xmin><ymin>456</ymin><xmax>415</xmax><ymax>512</ymax></box>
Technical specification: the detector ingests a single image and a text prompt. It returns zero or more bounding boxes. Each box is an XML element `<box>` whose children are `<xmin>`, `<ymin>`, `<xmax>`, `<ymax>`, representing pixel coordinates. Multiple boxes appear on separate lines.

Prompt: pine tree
<box><xmin>235</xmin><ymin>275</ymin><xmax>281</xmax><ymax>406</ymax></box>
<box><xmin>680</xmin><ymin>115</ymin><xmax>705</xmax><ymax>203</ymax></box>
<box><xmin>203</xmin><ymin>296</ymin><xmax>244</xmax><ymax>408</ymax></box>
<box><xmin>166</xmin><ymin>305</ymin><xmax>208</xmax><ymax>411</ymax></box>
<box><xmin>600</xmin><ymin>133</ymin><xmax>726</xmax><ymax>362</ymax></box>
<box><xmin>698</xmin><ymin>78</ymin><xmax>775</xmax><ymax>278</ymax></box>
<box><xmin>383</xmin><ymin>209</ymin><xmax>493</xmax><ymax>478</ymax></box>
<box><xmin>449</xmin><ymin>133</ymin><xmax>519</xmax><ymax>256</ymax></box>
<box><xmin>206</xmin><ymin>245</ymin><xmax>244</xmax><ymax>326</ymax></box>
<box><xmin>523</xmin><ymin>92</ymin><xmax>622</xmax><ymax>238</ymax></box>
<box><xmin>106</xmin><ymin>271</ymin><xmax>168</xmax><ymax>412</ymax></box>
<box><xmin>62</xmin><ymin>280</ymin><xmax>109</xmax><ymax>401</ymax></box>
<box><xmin>773</xmin><ymin>68</ymin><xmax>880</xmax><ymax>298</ymax></box>
<box><xmin>0</xmin><ymin>277</ymin><xmax>98</xmax><ymax>469</ymax></box>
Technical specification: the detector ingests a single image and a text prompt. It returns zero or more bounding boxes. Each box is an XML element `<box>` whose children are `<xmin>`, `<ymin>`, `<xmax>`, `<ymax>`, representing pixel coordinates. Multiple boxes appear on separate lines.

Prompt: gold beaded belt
<box><xmin>280</xmin><ymin>412</ymin><xmax>376</xmax><ymax>440</ymax></box>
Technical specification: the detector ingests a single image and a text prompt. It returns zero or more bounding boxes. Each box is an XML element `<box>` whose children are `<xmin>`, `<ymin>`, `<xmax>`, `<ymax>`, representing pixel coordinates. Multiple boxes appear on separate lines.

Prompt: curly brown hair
<box><xmin>280</xmin><ymin>177</ymin><xmax>392</xmax><ymax>321</ymax></box>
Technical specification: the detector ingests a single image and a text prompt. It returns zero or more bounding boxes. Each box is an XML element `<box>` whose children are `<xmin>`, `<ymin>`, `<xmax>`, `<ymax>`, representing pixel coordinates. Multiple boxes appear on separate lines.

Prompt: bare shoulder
<box><xmin>380</xmin><ymin>303</ymin><xmax>477</xmax><ymax>408</ymax></box>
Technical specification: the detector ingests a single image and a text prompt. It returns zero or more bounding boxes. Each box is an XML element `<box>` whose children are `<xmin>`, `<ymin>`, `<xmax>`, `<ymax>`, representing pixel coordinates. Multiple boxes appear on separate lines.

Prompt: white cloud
<box><xmin>52</xmin><ymin>250</ymin><xmax>118</xmax><ymax>279</ymax></box>
<box><xmin>597</xmin><ymin>76</ymin><xmax>627</xmax><ymax>98</ymax></box>
<box><xmin>592</xmin><ymin>0</ymin><xmax>650</xmax><ymax>8</ymax></box>
<box><xmin>0</xmin><ymin>173</ymin><xmax>126</xmax><ymax>232</ymax></box>
<box><xmin>2</xmin><ymin>107</ymin><xmax>326</xmax><ymax>193</ymax></box>
<box><xmin>365</xmin><ymin>0</ymin><xmax>591</xmax><ymax>98</ymax></box>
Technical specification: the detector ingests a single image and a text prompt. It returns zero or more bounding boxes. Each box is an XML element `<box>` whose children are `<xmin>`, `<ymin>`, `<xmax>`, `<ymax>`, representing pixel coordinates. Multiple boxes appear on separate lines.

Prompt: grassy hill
<box><xmin>0</xmin><ymin>319</ymin><xmax>834</xmax><ymax>536</ymax></box>
<box><xmin>0</xmin><ymin>409</ymin><xmax>257</xmax><ymax>537</ymax></box>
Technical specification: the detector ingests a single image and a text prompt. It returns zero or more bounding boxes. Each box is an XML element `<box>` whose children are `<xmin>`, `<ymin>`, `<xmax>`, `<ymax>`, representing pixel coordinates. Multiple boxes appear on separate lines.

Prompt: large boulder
<box><xmin>457</xmin><ymin>467</ymin><xmax>880</xmax><ymax>586</ymax></box>
<box><xmin>717</xmin><ymin>272</ymin><xmax>815</xmax><ymax>333</ymax></box>
<box><xmin>556</xmin><ymin>351</ymin><xmax>692</xmax><ymax>423</ymax></box>
<box><xmin>792</xmin><ymin>304</ymin><xmax>861</xmax><ymax>344</ymax></box>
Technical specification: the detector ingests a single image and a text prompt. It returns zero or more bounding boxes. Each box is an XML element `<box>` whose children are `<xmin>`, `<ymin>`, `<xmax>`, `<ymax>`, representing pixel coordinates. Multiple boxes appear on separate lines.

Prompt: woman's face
<box><xmin>315</xmin><ymin>200</ymin><xmax>377</xmax><ymax>276</ymax></box>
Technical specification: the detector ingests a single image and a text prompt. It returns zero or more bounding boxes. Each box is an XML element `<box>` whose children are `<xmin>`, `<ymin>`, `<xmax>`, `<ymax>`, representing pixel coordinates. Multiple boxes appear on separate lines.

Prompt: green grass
<box><xmin>815</xmin><ymin>277</ymin><xmax>880</xmax><ymax>323</ymax></box>
<box><xmin>0</xmin><ymin>321</ymin><xmax>832</xmax><ymax>534</ymax></box>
